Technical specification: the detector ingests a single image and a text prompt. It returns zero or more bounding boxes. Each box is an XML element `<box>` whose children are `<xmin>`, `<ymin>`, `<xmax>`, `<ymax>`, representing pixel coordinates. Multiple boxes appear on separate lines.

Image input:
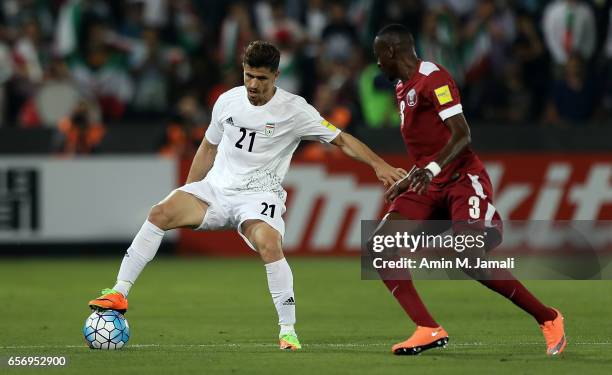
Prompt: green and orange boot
<box><xmin>88</xmin><ymin>288</ymin><xmax>128</xmax><ymax>314</ymax></box>
<box><xmin>279</xmin><ymin>332</ymin><xmax>302</xmax><ymax>351</ymax></box>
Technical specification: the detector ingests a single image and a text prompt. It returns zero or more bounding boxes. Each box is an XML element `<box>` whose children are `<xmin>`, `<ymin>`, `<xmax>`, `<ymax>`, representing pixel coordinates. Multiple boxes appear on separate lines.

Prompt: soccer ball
<box><xmin>83</xmin><ymin>310</ymin><xmax>130</xmax><ymax>349</ymax></box>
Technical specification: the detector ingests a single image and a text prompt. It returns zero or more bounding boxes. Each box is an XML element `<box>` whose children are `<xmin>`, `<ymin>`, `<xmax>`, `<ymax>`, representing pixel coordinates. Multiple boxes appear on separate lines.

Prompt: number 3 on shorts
<box><xmin>468</xmin><ymin>196</ymin><xmax>480</xmax><ymax>219</ymax></box>
<box><xmin>260</xmin><ymin>202</ymin><xmax>276</xmax><ymax>218</ymax></box>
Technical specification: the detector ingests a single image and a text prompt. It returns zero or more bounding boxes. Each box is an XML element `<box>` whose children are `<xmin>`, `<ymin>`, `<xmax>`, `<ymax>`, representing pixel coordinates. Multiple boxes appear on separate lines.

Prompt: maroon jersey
<box><xmin>395</xmin><ymin>60</ymin><xmax>484</xmax><ymax>184</ymax></box>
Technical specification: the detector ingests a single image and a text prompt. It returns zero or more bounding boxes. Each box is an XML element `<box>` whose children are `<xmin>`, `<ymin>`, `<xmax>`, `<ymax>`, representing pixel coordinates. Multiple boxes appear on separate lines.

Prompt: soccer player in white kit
<box><xmin>88</xmin><ymin>41</ymin><xmax>406</xmax><ymax>350</ymax></box>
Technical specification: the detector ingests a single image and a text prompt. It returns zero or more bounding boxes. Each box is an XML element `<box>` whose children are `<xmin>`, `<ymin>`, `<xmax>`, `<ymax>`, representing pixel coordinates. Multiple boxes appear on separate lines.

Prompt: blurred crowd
<box><xmin>0</xmin><ymin>0</ymin><xmax>611</xmax><ymax>156</ymax></box>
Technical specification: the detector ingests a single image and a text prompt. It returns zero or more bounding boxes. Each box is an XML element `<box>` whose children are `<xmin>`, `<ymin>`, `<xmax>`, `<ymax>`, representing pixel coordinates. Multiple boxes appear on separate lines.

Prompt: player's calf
<box><xmin>242</xmin><ymin>220</ymin><xmax>299</xmax><ymax>348</ymax></box>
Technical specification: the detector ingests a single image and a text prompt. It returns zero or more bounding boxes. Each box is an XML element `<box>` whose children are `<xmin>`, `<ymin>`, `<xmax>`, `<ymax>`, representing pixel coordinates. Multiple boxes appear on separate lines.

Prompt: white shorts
<box><xmin>176</xmin><ymin>180</ymin><xmax>286</xmax><ymax>251</ymax></box>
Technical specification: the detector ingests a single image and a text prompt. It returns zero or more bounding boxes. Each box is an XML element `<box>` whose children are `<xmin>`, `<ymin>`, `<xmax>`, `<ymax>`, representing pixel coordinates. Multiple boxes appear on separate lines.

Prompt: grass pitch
<box><xmin>0</xmin><ymin>257</ymin><xmax>611</xmax><ymax>374</ymax></box>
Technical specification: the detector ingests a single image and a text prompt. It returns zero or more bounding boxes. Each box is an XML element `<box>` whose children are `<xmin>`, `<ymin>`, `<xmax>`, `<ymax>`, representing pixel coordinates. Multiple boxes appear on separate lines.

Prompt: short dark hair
<box><xmin>376</xmin><ymin>24</ymin><xmax>414</xmax><ymax>50</ymax></box>
<box><xmin>243</xmin><ymin>41</ymin><xmax>280</xmax><ymax>72</ymax></box>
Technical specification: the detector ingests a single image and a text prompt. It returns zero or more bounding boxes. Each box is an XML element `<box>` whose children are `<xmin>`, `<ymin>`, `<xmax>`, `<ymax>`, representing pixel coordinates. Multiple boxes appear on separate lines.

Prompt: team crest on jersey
<box><xmin>407</xmin><ymin>88</ymin><xmax>417</xmax><ymax>107</ymax></box>
<box><xmin>265</xmin><ymin>122</ymin><xmax>275</xmax><ymax>137</ymax></box>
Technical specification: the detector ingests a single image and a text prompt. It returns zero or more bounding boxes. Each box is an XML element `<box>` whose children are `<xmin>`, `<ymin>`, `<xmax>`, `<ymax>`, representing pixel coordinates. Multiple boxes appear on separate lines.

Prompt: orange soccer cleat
<box><xmin>88</xmin><ymin>288</ymin><xmax>128</xmax><ymax>314</ymax></box>
<box><xmin>540</xmin><ymin>308</ymin><xmax>566</xmax><ymax>356</ymax></box>
<box><xmin>392</xmin><ymin>326</ymin><xmax>449</xmax><ymax>355</ymax></box>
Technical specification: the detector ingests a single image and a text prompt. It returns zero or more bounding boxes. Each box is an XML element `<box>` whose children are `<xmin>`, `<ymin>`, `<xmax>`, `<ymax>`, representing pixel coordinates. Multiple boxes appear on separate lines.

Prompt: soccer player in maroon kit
<box><xmin>372</xmin><ymin>24</ymin><xmax>566</xmax><ymax>356</ymax></box>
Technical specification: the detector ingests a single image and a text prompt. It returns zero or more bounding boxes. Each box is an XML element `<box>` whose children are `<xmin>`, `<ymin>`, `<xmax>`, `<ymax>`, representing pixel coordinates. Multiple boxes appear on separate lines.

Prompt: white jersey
<box><xmin>204</xmin><ymin>86</ymin><xmax>341</xmax><ymax>201</ymax></box>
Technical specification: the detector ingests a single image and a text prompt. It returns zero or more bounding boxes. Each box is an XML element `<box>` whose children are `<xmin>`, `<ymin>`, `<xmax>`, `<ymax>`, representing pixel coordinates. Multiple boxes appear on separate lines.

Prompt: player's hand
<box><xmin>374</xmin><ymin>162</ymin><xmax>408</xmax><ymax>188</ymax></box>
<box><xmin>384</xmin><ymin>177</ymin><xmax>410</xmax><ymax>203</ymax></box>
<box><xmin>383</xmin><ymin>165</ymin><xmax>417</xmax><ymax>202</ymax></box>
<box><xmin>407</xmin><ymin>168</ymin><xmax>433</xmax><ymax>195</ymax></box>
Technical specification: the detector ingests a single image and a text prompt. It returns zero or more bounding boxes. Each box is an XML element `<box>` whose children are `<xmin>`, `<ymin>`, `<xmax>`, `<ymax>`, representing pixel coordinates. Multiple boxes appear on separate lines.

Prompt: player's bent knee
<box><xmin>148</xmin><ymin>203</ymin><xmax>175</xmax><ymax>230</ymax></box>
<box><xmin>257</xmin><ymin>240</ymin><xmax>284</xmax><ymax>263</ymax></box>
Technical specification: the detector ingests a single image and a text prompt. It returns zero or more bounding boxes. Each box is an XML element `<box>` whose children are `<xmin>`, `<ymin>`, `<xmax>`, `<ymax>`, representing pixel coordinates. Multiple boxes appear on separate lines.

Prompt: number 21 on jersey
<box><xmin>235</xmin><ymin>127</ymin><xmax>255</xmax><ymax>152</ymax></box>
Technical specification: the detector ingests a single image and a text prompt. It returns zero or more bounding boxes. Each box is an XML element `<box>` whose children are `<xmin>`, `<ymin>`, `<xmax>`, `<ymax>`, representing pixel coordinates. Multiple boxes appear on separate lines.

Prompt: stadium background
<box><xmin>0</xmin><ymin>1</ymin><xmax>611</xmax><ymax>374</ymax></box>
<box><xmin>0</xmin><ymin>0</ymin><xmax>610</xmax><ymax>255</ymax></box>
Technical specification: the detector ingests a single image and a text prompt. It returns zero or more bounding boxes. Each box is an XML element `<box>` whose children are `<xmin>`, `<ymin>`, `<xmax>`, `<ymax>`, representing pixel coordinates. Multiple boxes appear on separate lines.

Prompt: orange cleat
<box><xmin>540</xmin><ymin>308</ymin><xmax>566</xmax><ymax>356</ymax></box>
<box><xmin>392</xmin><ymin>326</ymin><xmax>449</xmax><ymax>355</ymax></box>
<box><xmin>88</xmin><ymin>288</ymin><xmax>128</xmax><ymax>314</ymax></box>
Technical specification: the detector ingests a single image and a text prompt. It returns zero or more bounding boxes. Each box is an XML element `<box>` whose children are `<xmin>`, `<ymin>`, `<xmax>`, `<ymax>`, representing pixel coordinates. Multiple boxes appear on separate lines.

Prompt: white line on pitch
<box><xmin>0</xmin><ymin>341</ymin><xmax>610</xmax><ymax>350</ymax></box>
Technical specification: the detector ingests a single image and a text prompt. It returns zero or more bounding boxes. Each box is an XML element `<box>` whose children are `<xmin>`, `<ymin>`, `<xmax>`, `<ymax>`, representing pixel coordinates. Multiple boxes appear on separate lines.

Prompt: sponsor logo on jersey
<box><xmin>434</xmin><ymin>85</ymin><xmax>453</xmax><ymax>105</ymax></box>
<box><xmin>225</xmin><ymin>117</ymin><xmax>234</xmax><ymax>126</ymax></box>
<box><xmin>265</xmin><ymin>122</ymin><xmax>275</xmax><ymax>137</ymax></box>
<box><xmin>322</xmin><ymin>119</ymin><xmax>337</xmax><ymax>132</ymax></box>
<box><xmin>407</xmin><ymin>88</ymin><xmax>417</xmax><ymax>107</ymax></box>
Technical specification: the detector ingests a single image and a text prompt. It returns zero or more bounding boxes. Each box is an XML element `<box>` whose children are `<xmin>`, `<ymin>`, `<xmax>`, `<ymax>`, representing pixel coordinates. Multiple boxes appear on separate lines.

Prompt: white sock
<box><xmin>114</xmin><ymin>220</ymin><xmax>165</xmax><ymax>296</ymax></box>
<box><xmin>113</xmin><ymin>280</ymin><xmax>132</xmax><ymax>297</ymax></box>
<box><xmin>280</xmin><ymin>324</ymin><xmax>295</xmax><ymax>336</ymax></box>
<box><xmin>265</xmin><ymin>258</ymin><xmax>296</xmax><ymax>335</ymax></box>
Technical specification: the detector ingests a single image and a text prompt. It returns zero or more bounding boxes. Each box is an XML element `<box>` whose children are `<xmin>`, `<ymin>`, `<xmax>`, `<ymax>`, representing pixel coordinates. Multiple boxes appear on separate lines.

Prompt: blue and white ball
<box><xmin>83</xmin><ymin>310</ymin><xmax>130</xmax><ymax>349</ymax></box>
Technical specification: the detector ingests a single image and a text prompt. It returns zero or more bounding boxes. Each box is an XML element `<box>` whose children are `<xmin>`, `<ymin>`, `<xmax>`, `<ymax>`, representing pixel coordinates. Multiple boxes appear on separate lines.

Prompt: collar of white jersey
<box><xmin>242</xmin><ymin>86</ymin><xmax>282</xmax><ymax>110</ymax></box>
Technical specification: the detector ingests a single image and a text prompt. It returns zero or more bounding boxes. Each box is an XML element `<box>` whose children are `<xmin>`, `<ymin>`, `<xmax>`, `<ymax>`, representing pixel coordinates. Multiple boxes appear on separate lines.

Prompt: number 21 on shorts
<box><xmin>261</xmin><ymin>202</ymin><xmax>276</xmax><ymax>218</ymax></box>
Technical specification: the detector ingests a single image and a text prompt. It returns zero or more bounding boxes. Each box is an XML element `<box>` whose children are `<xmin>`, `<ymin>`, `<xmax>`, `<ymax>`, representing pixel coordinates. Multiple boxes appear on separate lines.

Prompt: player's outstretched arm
<box><xmin>330</xmin><ymin>132</ymin><xmax>407</xmax><ymax>187</ymax></box>
<box><xmin>387</xmin><ymin>113</ymin><xmax>471</xmax><ymax>200</ymax></box>
<box><xmin>185</xmin><ymin>137</ymin><xmax>218</xmax><ymax>184</ymax></box>
<box><xmin>433</xmin><ymin>114</ymin><xmax>471</xmax><ymax>170</ymax></box>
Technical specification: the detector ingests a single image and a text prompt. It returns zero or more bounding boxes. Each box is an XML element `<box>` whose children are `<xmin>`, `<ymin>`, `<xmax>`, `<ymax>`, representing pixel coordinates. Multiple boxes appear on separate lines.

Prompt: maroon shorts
<box><xmin>388</xmin><ymin>168</ymin><xmax>503</xmax><ymax>250</ymax></box>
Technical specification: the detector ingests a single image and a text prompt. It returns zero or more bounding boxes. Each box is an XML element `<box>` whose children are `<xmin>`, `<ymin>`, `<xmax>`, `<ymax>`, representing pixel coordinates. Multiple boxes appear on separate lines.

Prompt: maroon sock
<box><xmin>477</xmin><ymin>269</ymin><xmax>556</xmax><ymax>324</ymax></box>
<box><xmin>376</xmin><ymin>255</ymin><xmax>438</xmax><ymax>328</ymax></box>
<box><xmin>382</xmin><ymin>279</ymin><xmax>439</xmax><ymax>328</ymax></box>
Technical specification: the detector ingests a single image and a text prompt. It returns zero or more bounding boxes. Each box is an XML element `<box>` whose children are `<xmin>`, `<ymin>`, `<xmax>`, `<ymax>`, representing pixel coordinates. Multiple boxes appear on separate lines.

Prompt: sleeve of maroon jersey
<box><xmin>425</xmin><ymin>70</ymin><xmax>463</xmax><ymax>121</ymax></box>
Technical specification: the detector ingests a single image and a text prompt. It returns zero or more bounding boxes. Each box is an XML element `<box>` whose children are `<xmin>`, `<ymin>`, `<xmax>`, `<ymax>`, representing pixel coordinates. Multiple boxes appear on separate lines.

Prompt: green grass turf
<box><xmin>0</xmin><ymin>257</ymin><xmax>610</xmax><ymax>375</ymax></box>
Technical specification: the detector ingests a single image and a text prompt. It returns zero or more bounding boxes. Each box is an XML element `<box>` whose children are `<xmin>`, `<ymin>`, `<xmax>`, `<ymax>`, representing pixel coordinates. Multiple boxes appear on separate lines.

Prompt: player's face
<box><xmin>373</xmin><ymin>37</ymin><xmax>396</xmax><ymax>81</ymax></box>
<box><xmin>243</xmin><ymin>64</ymin><xmax>279</xmax><ymax>105</ymax></box>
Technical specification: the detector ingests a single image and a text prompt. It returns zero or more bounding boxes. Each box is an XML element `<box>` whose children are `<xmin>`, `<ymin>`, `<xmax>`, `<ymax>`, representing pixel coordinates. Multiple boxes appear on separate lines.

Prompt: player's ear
<box><xmin>274</xmin><ymin>69</ymin><xmax>280</xmax><ymax>79</ymax></box>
